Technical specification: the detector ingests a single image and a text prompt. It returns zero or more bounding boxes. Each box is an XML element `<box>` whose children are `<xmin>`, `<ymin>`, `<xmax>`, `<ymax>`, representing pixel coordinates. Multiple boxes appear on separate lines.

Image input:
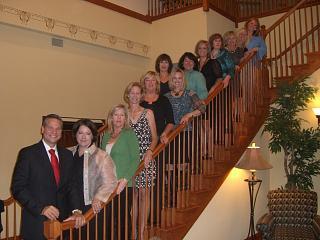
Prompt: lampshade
<box><xmin>235</xmin><ymin>142</ymin><xmax>273</xmax><ymax>171</ymax></box>
<box><xmin>313</xmin><ymin>107</ymin><xmax>320</xmax><ymax>116</ymax></box>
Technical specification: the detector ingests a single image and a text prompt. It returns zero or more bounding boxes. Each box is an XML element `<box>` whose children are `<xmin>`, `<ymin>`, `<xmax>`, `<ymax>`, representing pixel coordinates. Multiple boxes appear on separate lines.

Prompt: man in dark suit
<box><xmin>11</xmin><ymin>114</ymin><xmax>85</xmax><ymax>240</ymax></box>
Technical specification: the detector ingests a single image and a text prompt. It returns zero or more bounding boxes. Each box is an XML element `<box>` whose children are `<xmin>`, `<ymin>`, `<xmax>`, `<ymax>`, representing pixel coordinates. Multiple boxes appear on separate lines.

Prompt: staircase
<box><xmin>2</xmin><ymin>1</ymin><xmax>320</xmax><ymax>240</ymax></box>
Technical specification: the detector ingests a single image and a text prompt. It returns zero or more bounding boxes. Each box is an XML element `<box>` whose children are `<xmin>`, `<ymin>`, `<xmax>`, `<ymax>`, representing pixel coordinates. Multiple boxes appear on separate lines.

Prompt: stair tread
<box><xmin>158</xmin><ymin>223</ymin><xmax>187</xmax><ymax>232</ymax></box>
<box><xmin>176</xmin><ymin>204</ymin><xmax>201</xmax><ymax>212</ymax></box>
<box><xmin>203</xmin><ymin>173</ymin><xmax>223</xmax><ymax>178</ymax></box>
<box><xmin>305</xmin><ymin>51</ymin><xmax>320</xmax><ymax>56</ymax></box>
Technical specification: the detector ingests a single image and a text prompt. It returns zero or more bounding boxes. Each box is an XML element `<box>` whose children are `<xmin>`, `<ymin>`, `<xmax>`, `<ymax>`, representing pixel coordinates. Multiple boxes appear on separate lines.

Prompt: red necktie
<box><xmin>49</xmin><ymin>149</ymin><xmax>60</xmax><ymax>185</ymax></box>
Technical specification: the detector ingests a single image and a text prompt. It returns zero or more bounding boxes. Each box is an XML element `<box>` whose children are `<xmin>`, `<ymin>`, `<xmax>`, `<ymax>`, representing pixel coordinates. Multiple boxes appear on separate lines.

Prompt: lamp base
<box><xmin>245</xmin><ymin>179</ymin><xmax>262</xmax><ymax>240</ymax></box>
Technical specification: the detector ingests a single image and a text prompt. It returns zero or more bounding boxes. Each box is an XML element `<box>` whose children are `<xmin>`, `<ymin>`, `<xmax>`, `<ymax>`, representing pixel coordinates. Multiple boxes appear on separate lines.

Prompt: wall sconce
<box><xmin>235</xmin><ymin>142</ymin><xmax>273</xmax><ymax>240</ymax></box>
<box><xmin>312</xmin><ymin>108</ymin><xmax>320</xmax><ymax>126</ymax></box>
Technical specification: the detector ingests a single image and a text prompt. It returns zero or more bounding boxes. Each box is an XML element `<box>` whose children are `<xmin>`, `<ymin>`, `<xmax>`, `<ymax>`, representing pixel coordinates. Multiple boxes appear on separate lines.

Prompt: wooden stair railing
<box><xmin>2</xmin><ymin>52</ymin><xmax>274</xmax><ymax>240</ymax></box>
<box><xmin>0</xmin><ymin>197</ymin><xmax>19</xmax><ymax>240</ymax></box>
<box><xmin>263</xmin><ymin>0</ymin><xmax>320</xmax><ymax>85</ymax></box>
<box><xmin>39</xmin><ymin>49</ymin><xmax>273</xmax><ymax>240</ymax></box>
<box><xmin>146</xmin><ymin>0</ymin><xmax>320</xmax><ymax>23</ymax></box>
<box><xmin>4</xmin><ymin>1</ymin><xmax>320</xmax><ymax>239</ymax></box>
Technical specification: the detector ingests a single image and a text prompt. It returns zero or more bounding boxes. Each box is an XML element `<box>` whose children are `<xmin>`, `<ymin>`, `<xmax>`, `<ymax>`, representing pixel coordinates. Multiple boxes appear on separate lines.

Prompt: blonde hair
<box><xmin>168</xmin><ymin>68</ymin><xmax>187</xmax><ymax>91</ymax></box>
<box><xmin>223</xmin><ymin>31</ymin><xmax>237</xmax><ymax>47</ymax></box>
<box><xmin>106</xmin><ymin>104</ymin><xmax>130</xmax><ymax>133</ymax></box>
<box><xmin>123</xmin><ymin>82</ymin><xmax>143</xmax><ymax>104</ymax></box>
<box><xmin>140</xmin><ymin>71</ymin><xmax>160</xmax><ymax>94</ymax></box>
<box><xmin>194</xmin><ymin>40</ymin><xmax>209</xmax><ymax>58</ymax></box>
<box><xmin>236</xmin><ymin>27</ymin><xmax>248</xmax><ymax>48</ymax></box>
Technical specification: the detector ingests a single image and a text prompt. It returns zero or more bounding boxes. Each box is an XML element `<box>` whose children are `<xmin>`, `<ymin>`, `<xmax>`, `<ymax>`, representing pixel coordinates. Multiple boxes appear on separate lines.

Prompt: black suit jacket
<box><xmin>11</xmin><ymin>141</ymin><xmax>80</xmax><ymax>240</ymax></box>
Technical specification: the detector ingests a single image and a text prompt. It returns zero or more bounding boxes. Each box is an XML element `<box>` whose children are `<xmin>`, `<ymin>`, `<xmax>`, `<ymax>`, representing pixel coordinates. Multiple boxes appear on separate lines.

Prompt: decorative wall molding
<box><xmin>0</xmin><ymin>4</ymin><xmax>150</xmax><ymax>58</ymax></box>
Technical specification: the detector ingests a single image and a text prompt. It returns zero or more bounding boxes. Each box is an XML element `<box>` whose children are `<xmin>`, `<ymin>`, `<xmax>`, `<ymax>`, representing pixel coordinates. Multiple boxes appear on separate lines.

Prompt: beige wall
<box><xmin>150</xmin><ymin>8</ymin><xmax>208</xmax><ymax>64</ymax></box>
<box><xmin>185</xmin><ymin>128</ymin><xmax>271</xmax><ymax>240</ymax></box>
<box><xmin>149</xmin><ymin>8</ymin><xmax>235</xmax><ymax>67</ymax></box>
<box><xmin>206</xmin><ymin>9</ymin><xmax>235</xmax><ymax>38</ymax></box>
<box><xmin>0</xmin><ymin>22</ymin><xmax>150</xmax><ymax>197</ymax></box>
<box><xmin>0</xmin><ymin>0</ymin><xmax>153</xmax><ymax>198</ymax></box>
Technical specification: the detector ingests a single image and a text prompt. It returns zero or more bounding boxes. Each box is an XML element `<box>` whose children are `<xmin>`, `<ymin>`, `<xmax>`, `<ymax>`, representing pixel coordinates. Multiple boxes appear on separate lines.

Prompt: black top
<box><xmin>73</xmin><ymin>149</ymin><xmax>86</xmax><ymax>210</ymax></box>
<box><xmin>227</xmin><ymin>47</ymin><xmax>247</xmax><ymax>65</ymax></box>
<box><xmin>140</xmin><ymin>95</ymin><xmax>174</xmax><ymax>137</ymax></box>
<box><xmin>201</xmin><ymin>59</ymin><xmax>223</xmax><ymax>91</ymax></box>
<box><xmin>160</xmin><ymin>81</ymin><xmax>170</xmax><ymax>96</ymax></box>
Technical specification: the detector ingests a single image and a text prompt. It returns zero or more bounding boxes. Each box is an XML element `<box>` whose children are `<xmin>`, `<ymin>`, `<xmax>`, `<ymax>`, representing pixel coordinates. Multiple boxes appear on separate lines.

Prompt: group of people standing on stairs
<box><xmin>10</xmin><ymin>17</ymin><xmax>266</xmax><ymax>240</ymax></box>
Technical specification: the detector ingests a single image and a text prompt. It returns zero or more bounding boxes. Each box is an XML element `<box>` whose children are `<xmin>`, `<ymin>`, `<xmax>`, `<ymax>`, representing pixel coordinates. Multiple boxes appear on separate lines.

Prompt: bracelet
<box><xmin>72</xmin><ymin>209</ymin><xmax>82</xmax><ymax>215</ymax></box>
<box><xmin>147</xmin><ymin>148</ymin><xmax>153</xmax><ymax>153</ymax></box>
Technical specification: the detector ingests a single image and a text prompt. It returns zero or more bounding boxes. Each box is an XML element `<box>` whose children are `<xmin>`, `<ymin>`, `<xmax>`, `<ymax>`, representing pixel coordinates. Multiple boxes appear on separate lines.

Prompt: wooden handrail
<box><xmin>3</xmin><ymin>196</ymin><xmax>15</xmax><ymax>206</ymax></box>
<box><xmin>267</xmin><ymin>24</ymin><xmax>320</xmax><ymax>61</ymax></box>
<box><xmin>263</xmin><ymin>0</ymin><xmax>320</xmax><ymax>83</ymax></box>
<box><xmin>264</xmin><ymin>0</ymin><xmax>307</xmax><ymax>36</ymax></box>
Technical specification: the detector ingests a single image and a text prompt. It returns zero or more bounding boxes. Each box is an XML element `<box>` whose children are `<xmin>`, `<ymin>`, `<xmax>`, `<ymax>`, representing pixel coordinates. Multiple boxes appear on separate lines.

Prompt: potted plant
<box><xmin>257</xmin><ymin>77</ymin><xmax>320</xmax><ymax>240</ymax></box>
<box><xmin>263</xmin><ymin>77</ymin><xmax>320</xmax><ymax>190</ymax></box>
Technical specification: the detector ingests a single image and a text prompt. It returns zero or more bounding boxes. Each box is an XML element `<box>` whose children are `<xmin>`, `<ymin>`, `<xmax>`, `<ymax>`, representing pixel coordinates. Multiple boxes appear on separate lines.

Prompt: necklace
<box><xmin>172</xmin><ymin>90</ymin><xmax>182</xmax><ymax>96</ymax></box>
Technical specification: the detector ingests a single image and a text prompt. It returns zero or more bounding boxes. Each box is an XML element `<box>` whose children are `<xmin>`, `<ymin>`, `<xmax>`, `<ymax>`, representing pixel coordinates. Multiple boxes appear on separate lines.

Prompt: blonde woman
<box><xmin>140</xmin><ymin>71</ymin><xmax>174</xmax><ymax>145</ymax></box>
<box><xmin>101</xmin><ymin>104</ymin><xmax>140</xmax><ymax>240</ymax></box>
<box><xmin>223</xmin><ymin>30</ymin><xmax>246</xmax><ymax>67</ymax></box>
<box><xmin>195</xmin><ymin>40</ymin><xmax>210</xmax><ymax>71</ymax></box>
<box><xmin>124</xmin><ymin>82</ymin><xmax>158</xmax><ymax>240</ymax></box>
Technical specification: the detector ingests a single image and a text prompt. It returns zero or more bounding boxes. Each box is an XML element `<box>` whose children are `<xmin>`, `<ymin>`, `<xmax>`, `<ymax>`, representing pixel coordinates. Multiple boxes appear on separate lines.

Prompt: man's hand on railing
<box><xmin>63</xmin><ymin>210</ymin><xmax>85</xmax><ymax>229</ymax></box>
<box><xmin>116</xmin><ymin>178</ymin><xmax>128</xmax><ymax>194</ymax></box>
<box><xmin>41</xmin><ymin>205</ymin><xmax>59</xmax><ymax>220</ymax></box>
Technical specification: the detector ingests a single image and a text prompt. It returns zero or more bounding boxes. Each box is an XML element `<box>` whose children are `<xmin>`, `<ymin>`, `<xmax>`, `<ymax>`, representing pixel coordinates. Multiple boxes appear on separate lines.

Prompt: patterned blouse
<box><xmin>164</xmin><ymin>90</ymin><xmax>206</xmax><ymax>131</ymax></box>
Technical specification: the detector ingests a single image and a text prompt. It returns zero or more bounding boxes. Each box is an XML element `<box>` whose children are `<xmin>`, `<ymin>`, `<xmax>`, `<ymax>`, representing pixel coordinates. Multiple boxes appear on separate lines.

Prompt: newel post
<box><xmin>203</xmin><ymin>0</ymin><xmax>209</xmax><ymax>11</ymax></box>
<box><xmin>44</xmin><ymin>220</ymin><xmax>61</xmax><ymax>240</ymax></box>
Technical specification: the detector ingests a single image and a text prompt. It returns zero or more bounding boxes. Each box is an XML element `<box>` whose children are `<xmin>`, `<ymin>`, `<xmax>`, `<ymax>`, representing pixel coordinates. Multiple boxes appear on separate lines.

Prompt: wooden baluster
<box><xmin>305</xmin><ymin>7</ymin><xmax>309</xmax><ymax>57</ymax></box>
<box><xmin>294</xmin><ymin>9</ymin><xmax>299</xmax><ymax>65</ymax></box>
<box><xmin>14</xmin><ymin>202</ymin><xmax>17</xmax><ymax>239</ymax></box>
<box><xmin>317</xmin><ymin>4</ymin><xmax>320</xmax><ymax>50</ymax></box>
<box><xmin>5</xmin><ymin>206</ymin><xmax>8</xmax><ymax>239</ymax></box>
<box><xmin>310</xmin><ymin>5</ymin><xmax>315</xmax><ymax>52</ymax></box>
<box><xmin>283</xmin><ymin>19</ymin><xmax>288</xmax><ymax>76</ymax></box>
<box><xmin>299</xmin><ymin>9</ymin><xmax>304</xmax><ymax>64</ymax></box>
<box><xmin>117</xmin><ymin>193</ymin><xmax>120</xmax><ymax>240</ymax></box>
<box><xmin>278</xmin><ymin>23</ymin><xmax>283</xmax><ymax>77</ymax></box>
<box><xmin>110</xmin><ymin>199</ymin><xmax>114</xmax><ymax>240</ymax></box>
<box><xmin>273</xmin><ymin>30</ymin><xmax>278</xmax><ymax>80</ymax></box>
<box><xmin>102</xmin><ymin>205</ymin><xmax>106</xmax><ymax>240</ymax></box>
<box><xmin>288</xmin><ymin>14</ymin><xmax>293</xmax><ymax>76</ymax></box>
